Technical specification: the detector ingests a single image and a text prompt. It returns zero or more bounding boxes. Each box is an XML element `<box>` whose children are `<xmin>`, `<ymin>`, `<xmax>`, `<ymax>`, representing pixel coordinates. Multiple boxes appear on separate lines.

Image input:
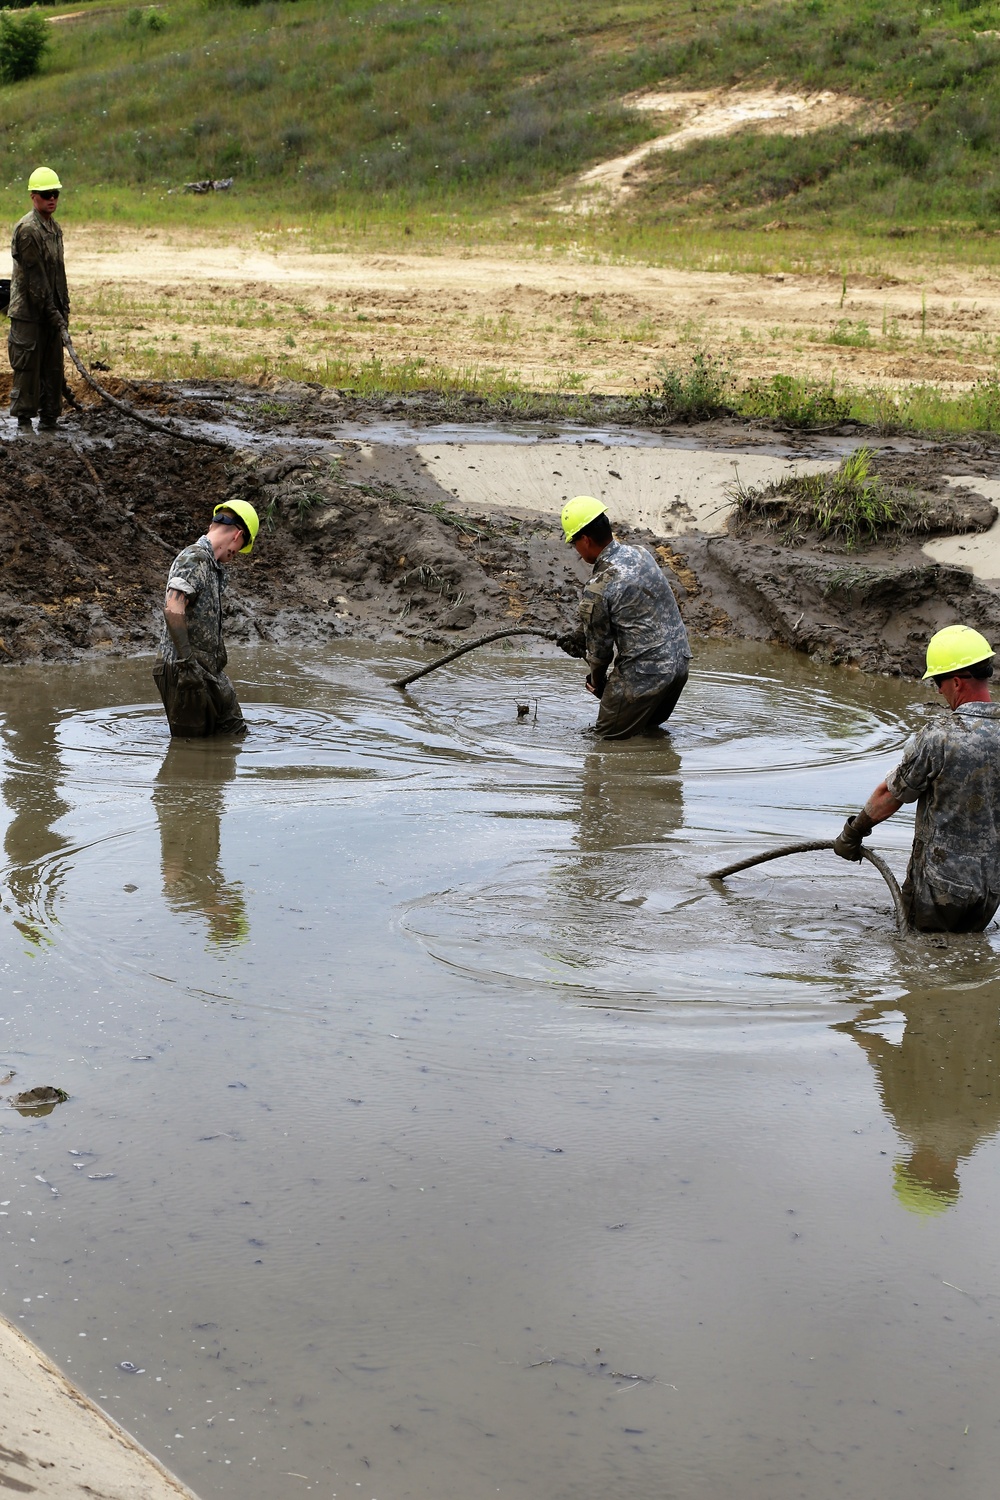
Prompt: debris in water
<box><xmin>516</xmin><ymin>703</ymin><xmax>530</xmax><ymax>719</ymax></box>
<box><xmin>118</xmin><ymin>1361</ymin><xmax>145</xmax><ymax>1374</ymax></box>
<box><xmin>11</xmin><ymin>1086</ymin><xmax>68</xmax><ymax>1116</ymax></box>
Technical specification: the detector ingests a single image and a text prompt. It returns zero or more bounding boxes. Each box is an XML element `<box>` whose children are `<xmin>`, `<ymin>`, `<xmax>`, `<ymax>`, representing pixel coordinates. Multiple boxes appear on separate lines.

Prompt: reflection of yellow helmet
<box><xmin>212</xmin><ymin>499</ymin><xmax>259</xmax><ymax>554</ymax></box>
<box><xmin>561</xmin><ymin>495</ymin><xmax>607</xmax><ymax>544</ymax></box>
<box><xmin>28</xmin><ymin>166</ymin><xmax>61</xmax><ymax>192</ymax></box>
<box><xmin>922</xmin><ymin>624</ymin><xmax>994</xmax><ymax>681</ymax></box>
<box><xmin>893</xmin><ymin>1160</ymin><xmax>958</xmax><ymax>1216</ymax></box>
<box><xmin>206</xmin><ymin>884</ymin><xmax>250</xmax><ymax>948</ymax></box>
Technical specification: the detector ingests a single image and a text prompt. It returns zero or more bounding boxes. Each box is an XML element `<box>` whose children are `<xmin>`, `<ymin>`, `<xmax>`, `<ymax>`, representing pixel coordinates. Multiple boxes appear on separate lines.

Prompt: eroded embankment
<box><xmin>3</xmin><ymin>377</ymin><xmax>1000</xmax><ymax>676</ymax></box>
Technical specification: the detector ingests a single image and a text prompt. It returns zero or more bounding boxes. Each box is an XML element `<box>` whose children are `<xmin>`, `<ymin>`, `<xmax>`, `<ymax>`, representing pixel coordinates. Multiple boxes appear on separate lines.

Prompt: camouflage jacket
<box><xmin>886</xmin><ymin>702</ymin><xmax>1000</xmax><ymax>904</ymax></box>
<box><xmin>157</xmin><ymin>536</ymin><xmax>229</xmax><ymax>675</ymax></box>
<box><xmin>9</xmin><ymin>210</ymin><xmax>69</xmax><ymax>328</ymax></box>
<box><xmin>578</xmin><ymin>540</ymin><xmax>690</xmax><ymax>690</ymax></box>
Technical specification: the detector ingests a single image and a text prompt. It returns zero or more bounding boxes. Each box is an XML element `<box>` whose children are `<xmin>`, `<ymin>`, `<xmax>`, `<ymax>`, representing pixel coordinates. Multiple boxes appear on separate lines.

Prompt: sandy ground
<box><xmin>563</xmin><ymin>89</ymin><xmax>883</xmax><ymax>212</ymax></box>
<box><xmin>59</xmin><ymin>227</ymin><xmax>1000</xmax><ymax>393</ymax></box>
<box><xmin>0</xmin><ymin>1310</ymin><xmax>199</xmax><ymax>1498</ymax></box>
<box><xmin>413</xmin><ymin>445</ymin><xmax>1000</xmax><ymax>579</ymax></box>
<box><xmin>415</xmin><ymin>441</ymin><xmax>837</xmax><ymax>532</ymax></box>
<box><xmin>924</xmin><ymin>477</ymin><xmax>1000</xmax><ymax>579</ymax></box>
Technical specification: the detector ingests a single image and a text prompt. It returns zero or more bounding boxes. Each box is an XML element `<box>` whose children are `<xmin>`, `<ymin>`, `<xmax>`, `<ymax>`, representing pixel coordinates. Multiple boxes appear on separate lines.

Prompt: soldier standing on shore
<box><xmin>8</xmin><ymin>167</ymin><xmax>70</xmax><ymax>435</ymax></box>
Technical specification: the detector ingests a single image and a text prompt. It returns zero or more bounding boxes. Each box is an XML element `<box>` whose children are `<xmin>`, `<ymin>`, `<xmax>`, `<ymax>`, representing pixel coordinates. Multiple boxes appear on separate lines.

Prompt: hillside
<box><xmin>3</xmin><ymin>0</ymin><xmax>1000</xmax><ymax>259</ymax></box>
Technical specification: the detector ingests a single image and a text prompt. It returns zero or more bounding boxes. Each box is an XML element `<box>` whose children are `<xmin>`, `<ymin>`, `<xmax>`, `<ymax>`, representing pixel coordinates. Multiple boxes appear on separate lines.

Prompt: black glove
<box><xmin>556</xmin><ymin>629</ymin><xmax>586</xmax><ymax>659</ymax></box>
<box><xmin>833</xmin><ymin>809</ymin><xmax>874</xmax><ymax>862</ymax></box>
<box><xmin>176</xmin><ymin>655</ymin><xmax>201</xmax><ymax>680</ymax></box>
<box><xmin>585</xmin><ymin>673</ymin><xmax>605</xmax><ymax>700</ymax></box>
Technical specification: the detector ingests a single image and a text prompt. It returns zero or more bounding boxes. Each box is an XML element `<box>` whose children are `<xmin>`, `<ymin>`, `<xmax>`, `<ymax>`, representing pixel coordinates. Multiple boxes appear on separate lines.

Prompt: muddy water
<box><xmin>3</xmin><ymin>641</ymin><xmax>1000</xmax><ymax>1500</ymax></box>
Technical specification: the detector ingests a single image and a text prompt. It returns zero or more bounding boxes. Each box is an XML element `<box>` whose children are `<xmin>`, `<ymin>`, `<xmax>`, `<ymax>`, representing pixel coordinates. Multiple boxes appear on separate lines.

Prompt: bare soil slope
<box><xmin>4</xmin><ymin>379</ymin><xmax>1000</xmax><ymax>680</ymax></box>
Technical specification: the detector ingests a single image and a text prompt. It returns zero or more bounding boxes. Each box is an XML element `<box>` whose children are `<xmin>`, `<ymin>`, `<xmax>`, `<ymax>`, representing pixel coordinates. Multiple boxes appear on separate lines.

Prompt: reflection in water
<box><xmin>153</xmin><ymin>738</ymin><xmax>247</xmax><ymax>948</ymax></box>
<box><xmin>0</xmin><ymin>701</ymin><xmax>69</xmax><ymax>944</ymax></box>
<box><xmin>566</xmin><ymin>740</ymin><xmax>684</xmax><ymax>910</ymax></box>
<box><xmin>838</xmin><ymin>985</ymin><xmax>1000</xmax><ymax>1214</ymax></box>
<box><xmin>575</xmin><ymin>740</ymin><xmax>683</xmax><ymax>860</ymax></box>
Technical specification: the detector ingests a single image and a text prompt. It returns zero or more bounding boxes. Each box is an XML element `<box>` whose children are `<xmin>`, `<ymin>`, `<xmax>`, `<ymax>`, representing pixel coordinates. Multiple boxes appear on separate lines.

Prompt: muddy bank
<box><xmin>3</xmin><ymin>377</ymin><xmax>1000</xmax><ymax>675</ymax></box>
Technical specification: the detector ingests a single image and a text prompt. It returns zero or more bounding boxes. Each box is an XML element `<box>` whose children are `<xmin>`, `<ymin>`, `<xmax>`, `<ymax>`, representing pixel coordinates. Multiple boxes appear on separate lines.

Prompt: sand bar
<box><xmin>0</xmin><ymin>1312</ymin><xmax>199</xmax><ymax>1499</ymax></box>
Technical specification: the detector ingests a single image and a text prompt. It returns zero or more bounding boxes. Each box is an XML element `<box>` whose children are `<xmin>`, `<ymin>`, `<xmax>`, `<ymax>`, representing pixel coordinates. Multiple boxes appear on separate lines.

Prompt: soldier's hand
<box><xmin>832</xmin><ymin>810</ymin><xmax>874</xmax><ymax>862</ymax></box>
<box><xmin>555</xmin><ymin>629</ymin><xmax>586</xmax><ymax>659</ymax></box>
<box><xmin>176</xmin><ymin>656</ymin><xmax>201</xmax><ymax>681</ymax></box>
<box><xmin>585</xmin><ymin>674</ymin><xmax>605</xmax><ymax>699</ymax></box>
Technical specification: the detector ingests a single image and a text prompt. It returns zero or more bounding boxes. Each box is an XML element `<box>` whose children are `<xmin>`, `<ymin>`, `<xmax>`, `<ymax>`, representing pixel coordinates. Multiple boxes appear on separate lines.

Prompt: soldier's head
<box><xmin>923</xmin><ymin>624</ymin><xmax>994</xmax><ymax>709</ymax></box>
<box><xmin>209</xmin><ymin>500</ymin><xmax>259</xmax><ymax>564</ymax></box>
<box><xmin>560</xmin><ymin>496</ymin><xmax>612</xmax><ymax>564</ymax></box>
<box><xmin>27</xmin><ymin>167</ymin><xmax>61</xmax><ymax>220</ymax></box>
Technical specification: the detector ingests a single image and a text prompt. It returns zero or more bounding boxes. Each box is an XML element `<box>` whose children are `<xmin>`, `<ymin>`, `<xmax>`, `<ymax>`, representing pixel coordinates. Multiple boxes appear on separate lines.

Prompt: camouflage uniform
<box><xmin>8</xmin><ymin>209</ymin><xmax>69</xmax><ymax>423</ymax></box>
<box><xmin>153</xmin><ymin>536</ymin><xmax>247</xmax><ymax>738</ymax></box>
<box><xmin>576</xmin><ymin>539</ymin><xmax>690</xmax><ymax>739</ymax></box>
<box><xmin>885</xmin><ymin>702</ymin><xmax>1000</xmax><ymax>932</ymax></box>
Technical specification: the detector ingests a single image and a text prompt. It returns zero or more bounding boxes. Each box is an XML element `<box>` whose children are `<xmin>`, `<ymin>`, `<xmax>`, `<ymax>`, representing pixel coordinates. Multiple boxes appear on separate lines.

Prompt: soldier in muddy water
<box><xmin>153</xmin><ymin>500</ymin><xmax>259</xmax><ymax>739</ymax></box>
<box><xmin>8</xmin><ymin>167</ymin><xmax>70</xmax><ymax>435</ymax></box>
<box><xmin>834</xmin><ymin>624</ymin><xmax>1000</xmax><ymax>934</ymax></box>
<box><xmin>556</xmin><ymin>496</ymin><xmax>691</xmax><ymax>740</ymax></box>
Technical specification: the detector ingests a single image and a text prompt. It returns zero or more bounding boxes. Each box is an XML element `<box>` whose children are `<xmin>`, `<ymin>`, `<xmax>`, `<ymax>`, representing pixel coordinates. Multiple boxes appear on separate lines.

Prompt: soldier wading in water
<box><xmin>556</xmin><ymin>497</ymin><xmax>691</xmax><ymax>739</ymax></box>
<box><xmin>154</xmin><ymin>501</ymin><xmax>259</xmax><ymax>739</ymax></box>
<box><xmin>834</xmin><ymin>624</ymin><xmax>1000</xmax><ymax>933</ymax></box>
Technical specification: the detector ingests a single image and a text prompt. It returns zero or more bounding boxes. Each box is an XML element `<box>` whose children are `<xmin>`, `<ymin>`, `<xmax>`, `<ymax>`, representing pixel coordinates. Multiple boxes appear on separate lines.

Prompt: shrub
<box><xmin>649</xmin><ymin>350</ymin><xmax>735</xmax><ymax>420</ymax></box>
<box><xmin>740</xmin><ymin>374</ymin><xmax>852</xmax><ymax>425</ymax></box>
<box><xmin>0</xmin><ymin>7</ymin><xmax>48</xmax><ymax>84</ymax></box>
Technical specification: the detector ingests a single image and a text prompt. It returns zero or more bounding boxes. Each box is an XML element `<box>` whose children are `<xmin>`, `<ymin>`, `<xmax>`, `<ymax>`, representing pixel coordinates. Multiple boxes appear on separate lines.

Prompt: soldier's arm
<box><xmin>834</xmin><ymin>731</ymin><xmax>933</xmax><ymax>860</ymax></box>
<box><xmin>863</xmin><ymin>780</ymin><xmax>903</xmax><ymax>824</ymax></box>
<box><xmin>581</xmin><ymin>584</ymin><xmax>614</xmax><ymax>693</ymax></box>
<box><xmin>163</xmin><ymin>587</ymin><xmax>193</xmax><ymax>661</ymax></box>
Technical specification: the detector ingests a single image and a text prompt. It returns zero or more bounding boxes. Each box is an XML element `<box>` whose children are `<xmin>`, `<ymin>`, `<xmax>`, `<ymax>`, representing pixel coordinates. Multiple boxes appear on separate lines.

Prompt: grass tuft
<box><xmin>729</xmin><ymin>446</ymin><xmax>917</xmax><ymax>550</ymax></box>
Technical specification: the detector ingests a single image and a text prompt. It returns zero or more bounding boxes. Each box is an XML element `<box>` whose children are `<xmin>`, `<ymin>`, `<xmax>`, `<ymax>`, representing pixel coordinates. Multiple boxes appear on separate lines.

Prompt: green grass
<box><xmin>2</xmin><ymin>0</ymin><xmax>1000</xmax><ymax>266</ymax></box>
<box><xmin>730</xmin><ymin>446</ymin><xmax>916</xmax><ymax>550</ymax></box>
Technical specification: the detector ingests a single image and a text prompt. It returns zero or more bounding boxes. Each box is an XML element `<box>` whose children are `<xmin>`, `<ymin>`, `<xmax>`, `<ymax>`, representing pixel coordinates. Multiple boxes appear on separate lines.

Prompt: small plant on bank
<box><xmin>646</xmin><ymin>351</ymin><xmax>735</xmax><ymax>421</ymax></box>
<box><xmin>730</xmin><ymin>446</ymin><xmax>919</xmax><ymax>550</ymax></box>
<box><xmin>739</xmin><ymin>374</ymin><xmax>851</xmax><ymax>426</ymax></box>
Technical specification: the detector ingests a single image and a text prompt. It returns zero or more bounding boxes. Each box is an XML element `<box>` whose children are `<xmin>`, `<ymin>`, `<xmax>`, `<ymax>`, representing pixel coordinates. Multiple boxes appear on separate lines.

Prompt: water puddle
<box><xmin>2</xmin><ymin>639</ymin><xmax>1000</xmax><ymax>1499</ymax></box>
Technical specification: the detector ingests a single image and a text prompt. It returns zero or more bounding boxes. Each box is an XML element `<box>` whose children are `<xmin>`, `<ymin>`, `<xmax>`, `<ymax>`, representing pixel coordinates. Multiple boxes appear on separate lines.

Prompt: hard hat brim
<box><xmin>922</xmin><ymin>652</ymin><xmax>995</xmax><ymax>680</ymax></box>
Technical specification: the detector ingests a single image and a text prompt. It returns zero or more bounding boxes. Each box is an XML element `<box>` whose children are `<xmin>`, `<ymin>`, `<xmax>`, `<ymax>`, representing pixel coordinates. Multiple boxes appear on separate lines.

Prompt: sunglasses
<box><xmin>35</xmin><ymin>190</ymin><xmax>59</xmax><ymax>200</ymax></box>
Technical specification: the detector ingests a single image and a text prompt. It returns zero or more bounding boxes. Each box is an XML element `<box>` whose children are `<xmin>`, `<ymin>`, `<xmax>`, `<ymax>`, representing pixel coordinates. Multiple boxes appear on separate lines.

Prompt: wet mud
<box><xmin>3</xmin><ymin>376</ymin><xmax>1000</xmax><ymax>675</ymax></box>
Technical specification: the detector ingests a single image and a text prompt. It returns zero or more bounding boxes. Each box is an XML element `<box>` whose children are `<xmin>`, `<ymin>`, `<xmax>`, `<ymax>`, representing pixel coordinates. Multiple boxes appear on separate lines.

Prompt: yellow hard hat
<box><xmin>893</xmin><ymin>1160</ymin><xmax>958</xmax><ymax>1216</ymax></box>
<box><xmin>212</xmin><ymin>499</ymin><xmax>259</xmax><ymax>554</ymax></box>
<box><xmin>561</xmin><ymin>495</ymin><xmax>607</xmax><ymax>544</ymax></box>
<box><xmin>922</xmin><ymin>624</ymin><xmax>995</xmax><ymax>680</ymax></box>
<box><xmin>28</xmin><ymin>167</ymin><xmax>61</xmax><ymax>193</ymax></box>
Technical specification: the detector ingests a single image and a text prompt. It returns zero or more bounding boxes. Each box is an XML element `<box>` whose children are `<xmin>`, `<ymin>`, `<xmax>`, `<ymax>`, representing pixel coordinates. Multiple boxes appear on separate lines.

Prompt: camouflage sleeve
<box><xmin>579</xmin><ymin>577</ymin><xmax>615</xmax><ymax>671</ymax></box>
<box><xmin>885</xmin><ymin>725</ymin><xmax>945</xmax><ymax>804</ymax></box>
<box><xmin>13</xmin><ymin>223</ymin><xmax>62</xmax><ymax>330</ymax></box>
<box><xmin>166</xmin><ymin>547</ymin><xmax>210</xmax><ymax>599</ymax></box>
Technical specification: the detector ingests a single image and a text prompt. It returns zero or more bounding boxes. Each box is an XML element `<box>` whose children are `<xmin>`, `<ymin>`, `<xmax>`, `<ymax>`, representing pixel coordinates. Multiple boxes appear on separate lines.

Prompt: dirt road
<box><xmin>64</xmin><ymin>227</ymin><xmax>1000</xmax><ymax>392</ymax></box>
